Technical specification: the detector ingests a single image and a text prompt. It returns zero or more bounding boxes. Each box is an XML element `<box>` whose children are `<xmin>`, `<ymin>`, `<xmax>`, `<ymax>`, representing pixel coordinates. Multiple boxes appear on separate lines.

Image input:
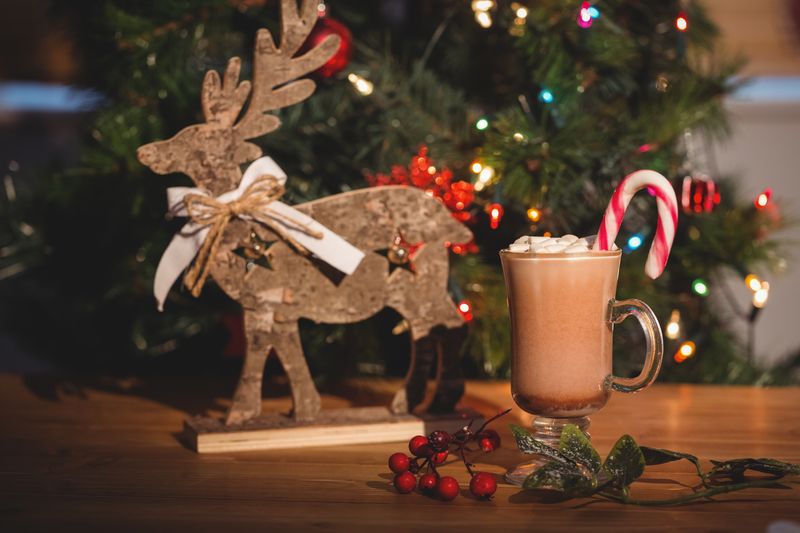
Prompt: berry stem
<box><xmin>474</xmin><ymin>408</ymin><xmax>512</xmax><ymax>436</ymax></box>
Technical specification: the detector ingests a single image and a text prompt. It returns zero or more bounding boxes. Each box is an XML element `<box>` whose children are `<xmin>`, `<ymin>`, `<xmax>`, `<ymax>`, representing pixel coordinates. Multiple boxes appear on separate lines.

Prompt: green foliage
<box><xmin>0</xmin><ymin>0</ymin><xmax>793</xmax><ymax>383</ymax></box>
<box><xmin>513</xmin><ymin>424</ymin><xmax>799</xmax><ymax>505</ymax></box>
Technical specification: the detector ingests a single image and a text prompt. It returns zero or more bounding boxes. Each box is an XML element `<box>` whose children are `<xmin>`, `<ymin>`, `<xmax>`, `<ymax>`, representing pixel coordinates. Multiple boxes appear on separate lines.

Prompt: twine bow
<box><xmin>182</xmin><ymin>174</ymin><xmax>323</xmax><ymax>297</ymax></box>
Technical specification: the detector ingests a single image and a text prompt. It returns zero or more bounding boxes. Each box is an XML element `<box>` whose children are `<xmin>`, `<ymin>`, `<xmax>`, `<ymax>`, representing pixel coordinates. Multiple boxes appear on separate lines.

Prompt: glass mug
<box><xmin>500</xmin><ymin>248</ymin><xmax>663</xmax><ymax>485</ymax></box>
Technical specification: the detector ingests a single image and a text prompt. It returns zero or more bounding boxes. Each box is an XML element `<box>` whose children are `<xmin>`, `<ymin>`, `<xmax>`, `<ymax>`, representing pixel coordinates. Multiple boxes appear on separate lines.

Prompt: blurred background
<box><xmin>1</xmin><ymin>0</ymin><xmax>798</xmax><ymax>386</ymax></box>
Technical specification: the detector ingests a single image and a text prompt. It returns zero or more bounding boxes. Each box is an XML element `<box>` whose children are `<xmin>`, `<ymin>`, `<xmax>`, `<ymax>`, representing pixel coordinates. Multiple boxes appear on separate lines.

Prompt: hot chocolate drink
<box><xmin>500</xmin><ymin>236</ymin><xmax>621</xmax><ymax>418</ymax></box>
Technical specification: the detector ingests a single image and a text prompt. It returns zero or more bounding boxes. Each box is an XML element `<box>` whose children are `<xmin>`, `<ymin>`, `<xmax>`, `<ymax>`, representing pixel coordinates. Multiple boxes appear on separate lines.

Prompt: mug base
<box><xmin>504</xmin><ymin>416</ymin><xmax>591</xmax><ymax>486</ymax></box>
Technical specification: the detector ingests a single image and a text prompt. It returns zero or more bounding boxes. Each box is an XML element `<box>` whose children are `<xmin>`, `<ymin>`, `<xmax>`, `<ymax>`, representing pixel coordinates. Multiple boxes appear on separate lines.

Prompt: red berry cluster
<box><xmin>387</xmin><ymin>409</ymin><xmax>510</xmax><ymax>501</ymax></box>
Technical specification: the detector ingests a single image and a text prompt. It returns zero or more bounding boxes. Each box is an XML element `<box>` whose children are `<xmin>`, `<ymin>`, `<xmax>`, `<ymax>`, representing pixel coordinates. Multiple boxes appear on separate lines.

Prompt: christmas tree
<box><xmin>1</xmin><ymin>0</ymin><xmax>794</xmax><ymax>384</ymax></box>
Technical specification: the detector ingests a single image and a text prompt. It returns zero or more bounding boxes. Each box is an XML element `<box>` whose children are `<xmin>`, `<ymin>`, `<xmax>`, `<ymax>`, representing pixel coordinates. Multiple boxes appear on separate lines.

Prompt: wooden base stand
<box><xmin>183</xmin><ymin>407</ymin><xmax>483</xmax><ymax>453</ymax></box>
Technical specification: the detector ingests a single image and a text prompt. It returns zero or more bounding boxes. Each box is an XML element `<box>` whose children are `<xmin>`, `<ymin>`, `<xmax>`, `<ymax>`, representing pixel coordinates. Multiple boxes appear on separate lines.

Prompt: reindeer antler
<box><xmin>234</xmin><ymin>0</ymin><xmax>341</xmax><ymax>140</ymax></box>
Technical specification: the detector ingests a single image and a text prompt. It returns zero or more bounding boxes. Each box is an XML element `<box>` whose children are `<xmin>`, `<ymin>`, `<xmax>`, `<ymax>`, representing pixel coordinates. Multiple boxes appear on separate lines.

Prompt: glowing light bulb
<box><xmin>527</xmin><ymin>207</ymin><xmax>541</xmax><ymax>222</ymax></box>
<box><xmin>471</xmin><ymin>161</ymin><xmax>484</xmax><ymax>174</ymax></box>
<box><xmin>475</xmin><ymin>10</ymin><xmax>493</xmax><ymax>28</ymax></box>
<box><xmin>472</xmin><ymin>0</ymin><xmax>494</xmax><ymax>11</ymax></box>
<box><xmin>674</xmin><ymin>340</ymin><xmax>696</xmax><ymax>363</ymax></box>
<box><xmin>513</xmin><ymin>132</ymin><xmax>525</xmax><ymax>142</ymax></box>
<box><xmin>475</xmin><ymin>117</ymin><xmax>489</xmax><ymax>131</ymax></box>
<box><xmin>478</xmin><ymin>166</ymin><xmax>495</xmax><ymax>183</ymax></box>
<box><xmin>538</xmin><ymin>89</ymin><xmax>554</xmax><ymax>103</ymax></box>
<box><xmin>691</xmin><ymin>278</ymin><xmax>709</xmax><ymax>297</ymax></box>
<box><xmin>665</xmin><ymin>309</ymin><xmax>681</xmax><ymax>340</ymax></box>
<box><xmin>754</xmin><ymin>187</ymin><xmax>772</xmax><ymax>209</ymax></box>
<box><xmin>347</xmin><ymin>73</ymin><xmax>374</xmax><ymax>95</ymax></box>
<box><xmin>627</xmin><ymin>233</ymin><xmax>644</xmax><ymax>250</ymax></box>
<box><xmin>753</xmin><ymin>281</ymin><xmax>770</xmax><ymax>309</ymax></box>
<box><xmin>577</xmin><ymin>2</ymin><xmax>593</xmax><ymax>28</ymax></box>
<box><xmin>487</xmin><ymin>202</ymin><xmax>504</xmax><ymax>229</ymax></box>
<box><xmin>587</xmin><ymin>6</ymin><xmax>600</xmax><ymax>18</ymax></box>
<box><xmin>675</xmin><ymin>11</ymin><xmax>688</xmax><ymax>32</ymax></box>
<box><xmin>745</xmin><ymin>274</ymin><xmax>761</xmax><ymax>292</ymax></box>
<box><xmin>516</xmin><ymin>6</ymin><xmax>528</xmax><ymax>18</ymax></box>
<box><xmin>457</xmin><ymin>300</ymin><xmax>474</xmax><ymax>321</ymax></box>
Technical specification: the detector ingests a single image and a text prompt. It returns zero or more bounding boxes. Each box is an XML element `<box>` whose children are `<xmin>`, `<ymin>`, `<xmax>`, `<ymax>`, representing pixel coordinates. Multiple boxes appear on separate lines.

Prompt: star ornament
<box><xmin>378</xmin><ymin>231</ymin><xmax>423</xmax><ymax>275</ymax></box>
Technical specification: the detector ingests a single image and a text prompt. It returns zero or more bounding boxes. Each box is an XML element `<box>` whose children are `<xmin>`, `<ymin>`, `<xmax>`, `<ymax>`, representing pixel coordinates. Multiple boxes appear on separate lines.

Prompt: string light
<box><xmin>347</xmin><ymin>73</ymin><xmax>374</xmax><ymax>95</ymax></box>
<box><xmin>526</xmin><ymin>207</ymin><xmax>541</xmax><ymax>222</ymax></box>
<box><xmin>513</xmin><ymin>132</ymin><xmax>525</xmax><ymax>142</ymax></box>
<box><xmin>577</xmin><ymin>2</ymin><xmax>594</xmax><ymax>28</ymax></box>
<box><xmin>487</xmin><ymin>202</ymin><xmax>504</xmax><ymax>229</ymax></box>
<box><xmin>457</xmin><ymin>300</ymin><xmax>474</xmax><ymax>322</ymax></box>
<box><xmin>627</xmin><ymin>233</ymin><xmax>644</xmax><ymax>251</ymax></box>
<box><xmin>665</xmin><ymin>309</ymin><xmax>681</xmax><ymax>340</ymax></box>
<box><xmin>753</xmin><ymin>281</ymin><xmax>770</xmax><ymax>309</ymax></box>
<box><xmin>745</xmin><ymin>274</ymin><xmax>761</xmax><ymax>292</ymax></box>
<box><xmin>675</xmin><ymin>11</ymin><xmax>688</xmax><ymax>32</ymax></box>
<box><xmin>538</xmin><ymin>89</ymin><xmax>554</xmax><ymax>103</ymax></box>
<box><xmin>478</xmin><ymin>166</ymin><xmax>495</xmax><ymax>183</ymax></box>
<box><xmin>470</xmin><ymin>161</ymin><xmax>483</xmax><ymax>174</ymax></box>
<box><xmin>754</xmin><ymin>187</ymin><xmax>772</xmax><ymax>209</ymax></box>
<box><xmin>475</xmin><ymin>117</ymin><xmax>490</xmax><ymax>131</ymax></box>
<box><xmin>691</xmin><ymin>278</ymin><xmax>709</xmax><ymax>297</ymax></box>
<box><xmin>674</xmin><ymin>340</ymin><xmax>696</xmax><ymax>363</ymax></box>
<box><xmin>471</xmin><ymin>0</ymin><xmax>495</xmax><ymax>28</ymax></box>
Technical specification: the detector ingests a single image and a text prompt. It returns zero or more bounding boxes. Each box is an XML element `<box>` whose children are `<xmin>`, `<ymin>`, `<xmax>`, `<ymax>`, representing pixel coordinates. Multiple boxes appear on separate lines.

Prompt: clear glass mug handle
<box><xmin>606</xmin><ymin>298</ymin><xmax>664</xmax><ymax>393</ymax></box>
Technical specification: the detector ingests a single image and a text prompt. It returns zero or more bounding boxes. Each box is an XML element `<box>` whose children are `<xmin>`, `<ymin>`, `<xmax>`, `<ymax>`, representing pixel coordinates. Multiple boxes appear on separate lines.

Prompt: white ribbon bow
<box><xmin>153</xmin><ymin>156</ymin><xmax>365</xmax><ymax>310</ymax></box>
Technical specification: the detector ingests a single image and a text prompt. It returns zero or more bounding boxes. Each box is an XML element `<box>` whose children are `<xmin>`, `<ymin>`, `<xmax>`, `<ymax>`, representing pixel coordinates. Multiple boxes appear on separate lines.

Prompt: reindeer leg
<box><xmin>271</xmin><ymin>320</ymin><xmax>321</xmax><ymax>422</ymax></box>
<box><xmin>225</xmin><ymin>310</ymin><xmax>272</xmax><ymax>426</ymax></box>
<box><xmin>390</xmin><ymin>319</ymin><xmax>438</xmax><ymax>416</ymax></box>
<box><xmin>428</xmin><ymin>324</ymin><xmax>467</xmax><ymax>413</ymax></box>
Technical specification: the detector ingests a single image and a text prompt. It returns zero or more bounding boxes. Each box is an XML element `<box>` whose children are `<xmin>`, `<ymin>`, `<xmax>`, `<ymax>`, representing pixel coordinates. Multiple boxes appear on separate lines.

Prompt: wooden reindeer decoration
<box><xmin>137</xmin><ymin>0</ymin><xmax>472</xmax><ymax>440</ymax></box>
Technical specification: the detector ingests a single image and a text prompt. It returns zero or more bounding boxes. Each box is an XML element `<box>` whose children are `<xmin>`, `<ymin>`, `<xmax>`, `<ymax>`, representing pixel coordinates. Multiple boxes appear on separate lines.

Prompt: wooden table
<box><xmin>2</xmin><ymin>374</ymin><xmax>799</xmax><ymax>532</ymax></box>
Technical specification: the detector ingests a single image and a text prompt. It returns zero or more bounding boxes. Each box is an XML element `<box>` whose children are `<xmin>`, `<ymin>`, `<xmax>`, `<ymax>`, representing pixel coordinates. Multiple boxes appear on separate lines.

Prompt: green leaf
<box><xmin>510</xmin><ymin>424</ymin><xmax>575</xmax><ymax>465</ymax></box>
<box><xmin>602</xmin><ymin>434</ymin><xmax>646</xmax><ymax>488</ymax></box>
<box><xmin>523</xmin><ymin>461</ymin><xmax>596</xmax><ymax>497</ymax></box>
<box><xmin>559</xmin><ymin>424</ymin><xmax>602</xmax><ymax>473</ymax></box>
<box><xmin>641</xmin><ymin>446</ymin><xmax>705</xmax><ymax>479</ymax></box>
<box><xmin>709</xmin><ymin>458</ymin><xmax>800</xmax><ymax>481</ymax></box>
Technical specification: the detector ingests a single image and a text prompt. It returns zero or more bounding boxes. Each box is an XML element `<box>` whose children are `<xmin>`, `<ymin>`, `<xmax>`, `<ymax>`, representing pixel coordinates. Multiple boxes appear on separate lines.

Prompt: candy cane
<box><xmin>593</xmin><ymin>170</ymin><xmax>679</xmax><ymax>279</ymax></box>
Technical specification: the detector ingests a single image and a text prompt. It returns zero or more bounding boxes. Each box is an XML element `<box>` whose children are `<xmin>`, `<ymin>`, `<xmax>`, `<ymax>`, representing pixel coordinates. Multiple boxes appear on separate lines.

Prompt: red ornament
<box><xmin>367</xmin><ymin>146</ymin><xmax>476</xmax><ymax>253</ymax></box>
<box><xmin>681</xmin><ymin>174</ymin><xmax>719</xmax><ymax>214</ymax></box>
<box><xmin>302</xmin><ymin>14</ymin><xmax>353</xmax><ymax>78</ymax></box>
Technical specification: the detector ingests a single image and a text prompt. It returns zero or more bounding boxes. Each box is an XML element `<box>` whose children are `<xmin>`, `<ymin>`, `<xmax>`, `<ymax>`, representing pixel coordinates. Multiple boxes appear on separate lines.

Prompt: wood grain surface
<box><xmin>1</xmin><ymin>374</ymin><xmax>799</xmax><ymax>532</ymax></box>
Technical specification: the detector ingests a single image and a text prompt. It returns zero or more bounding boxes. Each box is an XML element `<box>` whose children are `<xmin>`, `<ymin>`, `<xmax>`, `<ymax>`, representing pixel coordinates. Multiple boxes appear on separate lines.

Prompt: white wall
<box><xmin>713</xmin><ymin>89</ymin><xmax>800</xmax><ymax>365</ymax></box>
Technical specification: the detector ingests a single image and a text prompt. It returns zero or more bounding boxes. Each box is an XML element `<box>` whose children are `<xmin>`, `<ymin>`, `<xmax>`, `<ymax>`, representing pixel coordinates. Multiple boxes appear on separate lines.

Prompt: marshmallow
<box><xmin>507</xmin><ymin>234</ymin><xmax>606</xmax><ymax>254</ymax></box>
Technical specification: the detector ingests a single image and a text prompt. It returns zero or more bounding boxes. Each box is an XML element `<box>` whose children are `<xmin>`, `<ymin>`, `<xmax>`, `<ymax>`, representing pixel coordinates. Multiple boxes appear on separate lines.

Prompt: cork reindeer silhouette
<box><xmin>137</xmin><ymin>0</ymin><xmax>472</xmax><ymax>425</ymax></box>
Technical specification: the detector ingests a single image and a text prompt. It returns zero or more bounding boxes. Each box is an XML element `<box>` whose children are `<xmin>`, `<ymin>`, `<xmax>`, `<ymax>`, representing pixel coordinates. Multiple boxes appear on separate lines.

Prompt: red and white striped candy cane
<box><xmin>593</xmin><ymin>170</ymin><xmax>679</xmax><ymax>279</ymax></box>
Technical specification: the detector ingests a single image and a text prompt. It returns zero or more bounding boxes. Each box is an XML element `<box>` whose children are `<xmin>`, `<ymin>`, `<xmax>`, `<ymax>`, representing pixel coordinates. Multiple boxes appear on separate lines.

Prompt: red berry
<box><xmin>428</xmin><ymin>430</ymin><xmax>451</xmax><ymax>452</ymax></box>
<box><xmin>436</xmin><ymin>476</ymin><xmax>460</xmax><ymax>501</ymax></box>
<box><xmin>393</xmin><ymin>471</ymin><xmax>417</xmax><ymax>494</ymax></box>
<box><xmin>418</xmin><ymin>473</ymin><xmax>438</xmax><ymax>494</ymax></box>
<box><xmin>478</xmin><ymin>429</ymin><xmax>501</xmax><ymax>452</ymax></box>
<box><xmin>469</xmin><ymin>472</ymin><xmax>497</xmax><ymax>499</ymax></box>
<box><xmin>432</xmin><ymin>450</ymin><xmax>449</xmax><ymax>465</ymax></box>
<box><xmin>388</xmin><ymin>452</ymin><xmax>410</xmax><ymax>473</ymax></box>
<box><xmin>409</xmin><ymin>435</ymin><xmax>432</xmax><ymax>457</ymax></box>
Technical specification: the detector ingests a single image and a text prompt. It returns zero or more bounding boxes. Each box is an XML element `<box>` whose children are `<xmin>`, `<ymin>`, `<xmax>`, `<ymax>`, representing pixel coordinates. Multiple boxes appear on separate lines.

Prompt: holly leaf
<box><xmin>523</xmin><ymin>461</ymin><xmax>596</xmax><ymax>497</ymax></box>
<box><xmin>641</xmin><ymin>446</ymin><xmax>705</xmax><ymax>479</ymax></box>
<box><xmin>708</xmin><ymin>458</ymin><xmax>800</xmax><ymax>481</ymax></box>
<box><xmin>511</xmin><ymin>424</ymin><xmax>575</xmax><ymax>465</ymax></box>
<box><xmin>602</xmin><ymin>434</ymin><xmax>645</xmax><ymax>488</ymax></box>
<box><xmin>559</xmin><ymin>424</ymin><xmax>602</xmax><ymax>473</ymax></box>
